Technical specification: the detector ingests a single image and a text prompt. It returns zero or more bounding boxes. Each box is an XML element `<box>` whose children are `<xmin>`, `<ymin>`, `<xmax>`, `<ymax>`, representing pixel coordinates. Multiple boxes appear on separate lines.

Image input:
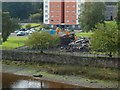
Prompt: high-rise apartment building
<box><xmin>44</xmin><ymin>0</ymin><xmax>81</xmax><ymax>29</ymax></box>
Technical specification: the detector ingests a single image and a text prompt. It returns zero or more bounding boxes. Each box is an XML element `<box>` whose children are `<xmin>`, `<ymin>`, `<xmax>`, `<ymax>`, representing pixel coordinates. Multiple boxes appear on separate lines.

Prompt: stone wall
<box><xmin>2</xmin><ymin>50</ymin><xmax>119</xmax><ymax>68</ymax></box>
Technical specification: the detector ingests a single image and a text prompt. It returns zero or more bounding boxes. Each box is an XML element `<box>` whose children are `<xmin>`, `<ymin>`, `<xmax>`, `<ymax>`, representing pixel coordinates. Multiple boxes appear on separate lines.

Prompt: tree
<box><xmin>2</xmin><ymin>2</ymin><xmax>43</xmax><ymax>20</ymax></box>
<box><xmin>2</xmin><ymin>12</ymin><xmax>20</xmax><ymax>42</ymax></box>
<box><xmin>25</xmin><ymin>24</ymin><xmax>31</xmax><ymax>29</ymax></box>
<box><xmin>29</xmin><ymin>13</ymin><xmax>43</xmax><ymax>22</ymax></box>
<box><xmin>79</xmin><ymin>2</ymin><xmax>106</xmax><ymax>32</ymax></box>
<box><xmin>26</xmin><ymin>32</ymin><xmax>60</xmax><ymax>50</ymax></box>
<box><xmin>91</xmin><ymin>22</ymin><xmax>119</xmax><ymax>57</ymax></box>
<box><xmin>0</xmin><ymin>11</ymin><xmax>1</xmax><ymax>45</ymax></box>
<box><xmin>117</xmin><ymin>2</ymin><xmax>120</xmax><ymax>55</ymax></box>
<box><xmin>2</xmin><ymin>3</ymin><xmax>33</xmax><ymax>20</ymax></box>
<box><xmin>117</xmin><ymin>1</ymin><xmax>120</xmax><ymax>30</ymax></box>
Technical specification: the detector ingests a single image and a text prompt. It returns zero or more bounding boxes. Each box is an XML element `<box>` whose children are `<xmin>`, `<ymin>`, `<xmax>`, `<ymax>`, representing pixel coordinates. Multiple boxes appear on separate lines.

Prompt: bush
<box><xmin>29</xmin><ymin>13</ymin><xmax>43</xmax><ymax>22</ymax></box>
<box><xmin>25</xmin><ymin>24</ymin><xmax>31</xmax><ymax>29</ymax></box>
<box><xmin>26</xmin><ymin>32</ymin><xmax>60</xmax><ymax>50</ymax></box>
<box><xmin>40</xmin><ymin>24</ymin><xmax>50</xmax><ymax>29</ymax></box>
<box><xmin>91</xmin><ymin>22</ymin><xmax>119</xmax><ymax>55</ymax></box>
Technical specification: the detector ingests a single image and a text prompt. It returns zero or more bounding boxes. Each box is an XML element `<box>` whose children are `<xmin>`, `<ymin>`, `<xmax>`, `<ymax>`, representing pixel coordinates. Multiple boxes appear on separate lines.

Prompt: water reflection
<box><xmin>2</xmin><ymin>72</ymin><xmax>79</xmax><ymax>89</ymax></box>
<box><xmin>11</xmin><ymin>80</ymin><xmax>44</xmax><ymax>88</ymax></box>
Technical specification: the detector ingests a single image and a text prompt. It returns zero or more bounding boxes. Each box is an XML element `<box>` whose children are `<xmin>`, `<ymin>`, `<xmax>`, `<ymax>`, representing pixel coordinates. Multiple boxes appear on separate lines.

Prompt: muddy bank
<box><xmin>2</xmin><ymin>72</ymin><xmax>80</xmax><ymax>89</ymax></box>
<box><xmin>2</xmin><ymin>61</ymin><xmax>118</xmax><ymax>88</ymax></box>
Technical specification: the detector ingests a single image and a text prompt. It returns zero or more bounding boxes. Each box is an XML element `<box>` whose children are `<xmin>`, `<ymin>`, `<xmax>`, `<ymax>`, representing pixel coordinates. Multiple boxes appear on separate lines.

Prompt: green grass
<box><xmin>105</xmin><ymin>21</ymin><xmax>117</xmax><ymax>25</ymax></box>
<box><xmin>21</xmin><ymin>23</ymin><xmax>42</xmax><ymax>31</ymax></box>
<box><xmin>2</xmin><ymin>36</ymin><xmax>27</xmax><ymax>50</ymax></box>
<box><xmin>76</xmin><ymin>32</ymin><xmax>93</xmax><ymax>37</ymax></box>
<box><xmin>76</xmin><ymin>21</ymin><xmax>116</xmax><ymax>38</ymax></box>
<box><xmin>35</xmin><ymin>26</ymin><xmax>41</xmax><ymax>30</ymax></box>
<box><xmin>22</xmin><ymin>23</ymin><xmax>41</xmax><ymax>28</ymax></box>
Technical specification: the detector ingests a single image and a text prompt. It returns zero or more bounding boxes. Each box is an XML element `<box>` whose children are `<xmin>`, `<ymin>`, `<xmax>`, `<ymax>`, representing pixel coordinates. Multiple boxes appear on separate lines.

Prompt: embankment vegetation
<box><xmin>26</xmin><ymin>32</ymin><xmax>60</xmax><ymax>50</ymax></box>
<box><xmin>3</xmin><ymin>60</ymin><xmax>119</xmax><ymax>81</ymax></box>
<box><xmin>91</xmin><ymin>22</ymin><xmax>119</xmax><ymax>56</ymax></box>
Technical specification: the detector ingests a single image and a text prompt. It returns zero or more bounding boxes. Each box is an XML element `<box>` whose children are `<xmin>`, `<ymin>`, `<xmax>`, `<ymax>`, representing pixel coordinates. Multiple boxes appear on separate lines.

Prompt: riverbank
<box><xmin>2</xmin><ymin>60</ymin><xmax>119</xmax><ymax>88</ymax></box>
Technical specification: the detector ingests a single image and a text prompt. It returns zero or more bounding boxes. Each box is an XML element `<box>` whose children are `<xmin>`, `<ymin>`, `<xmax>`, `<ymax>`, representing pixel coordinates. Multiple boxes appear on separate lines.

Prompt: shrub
<box><xmin>91</xmin><ymin>22</ymin><xmax>119</xmax><ymax>56</ymax></box>
<box><xmin>40</xmin><ymin>24</ymin><xmax>50</xmax><ymax>29</ymax></box>
<box><xmin>29</xmin><ymin>13</ymin><xmax>43</xmax><ymax>22</ymax></box>
<box><xmin>25</xmin><ymin>24</ymin><xmax>31</xmax><ymax>29</ymax></box>
<box><xmin>26</xmin><ymin>32</ymin><xmax>60</xmax><ymax>50</ymax></box>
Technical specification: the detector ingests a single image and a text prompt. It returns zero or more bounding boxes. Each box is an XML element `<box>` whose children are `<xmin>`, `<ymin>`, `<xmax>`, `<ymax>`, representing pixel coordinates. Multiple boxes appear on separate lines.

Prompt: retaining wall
<box><xmin>2</xmin><ymin>50</ymin><xmax>119</xmax><ymax>68</ymax></box>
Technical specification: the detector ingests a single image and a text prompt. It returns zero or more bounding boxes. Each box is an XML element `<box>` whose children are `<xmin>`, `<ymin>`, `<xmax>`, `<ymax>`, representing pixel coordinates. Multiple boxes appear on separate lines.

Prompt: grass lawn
<box><xmin>21</xmin><ymin>23</ymin><xmax>42</xmax><ymax>31</ymax></box>
<box><xmin>22</xmin><ymin>23</ymin><xmax>41</xmax><ymax>28</ymax></box>
<box><xmin>75</xmin><ymin>21</ymin><xmax>116</xmax><ymax>38</ymax></box>
<box><xmin>35</xmin><ymin>26</ymin><xmax>41</xmax><ymax>30</ymax></box>
<box><xmin>2</xmin><ymin>36</ymin><xmax>27</xmax><ymax>50</ymax></box>
<box><xmin>105</xmin><ymin>21</ymin><xmax>117</xmax><ymax>25</ymax></box>
<box><xmin>75</xmin><ymin>32</ymin><xmax>93</xmax><ymax>37</ymax></box>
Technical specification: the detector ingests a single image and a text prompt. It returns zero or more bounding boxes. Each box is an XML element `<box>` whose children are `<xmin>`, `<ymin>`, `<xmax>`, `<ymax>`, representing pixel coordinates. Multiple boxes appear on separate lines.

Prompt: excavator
<box><xmin>55</xmin><ymin>27</ymin><xmax>77</xmax><ymax>47</ymax></box>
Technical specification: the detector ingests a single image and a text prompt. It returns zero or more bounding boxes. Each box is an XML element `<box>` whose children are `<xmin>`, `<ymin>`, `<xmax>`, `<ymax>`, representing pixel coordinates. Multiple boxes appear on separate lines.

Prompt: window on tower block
<box><xmin>51</xmin><ymin>20</ymin><xmax>54</xmax><ymax>22</ymax></box>
<box><xmin>51</xmin><ymin>10</ymin><xmax>54</xmax><ymax>12</ymax></box>
<box><xmin>56</xmin><ymin>20</ymin><xmax>59</xmax><ymax>22</ymax></box>
<box><xmin>72</xmin><ymin>20</ymin><xmax>75</xmax><ymax>22</ymax></box>
<box><xmin>56</xmin><ymin>15</ymin><xmax>59</xmax><ymax>17</ymax></box>
<box><xmin>56</xmin><ymin>5</ymin><xmax>60</xmax><ymax>8</ymax></box>
<box><xmin>66</xmin><ymin>20</ymin><xmax>69</xmax><ymax>22</ymax></box>
<box><xmin>51</xmin><ymin>15</ymin><xmax>54</xmax><ymax>17</ymax></box>
<box><xmin>56</xmin><ymin>10</ymin><xmax>60</xmax><ymax>12</ymax></box>
<box><xmin>66</xmin><ymin>15</ymin><xmax>69</xmax><ymax>18</ymax></box>
<box><xmin>72</xmin><ymin>10</ymin><xmax>75</xmax><ymax>12</ymax></box>
<box><xmin>45</xmin><ymin>15</ymin><xmax>48</xmax><ymax>16</ymax></box>
<box><xmin>45</xmin><ymin>10</ymin><xmax>48</xmax><ymax>13</ymax></box>
<box><xmin>72</xmin><ymin>5</ymin><xmax>75</xmax><ymax>7</ymax></box>
<box><xmin>45</xmin><ymin>5</ymin><xmax>48</xmax><ymax>8</ymax></box>
<box><xmin>66</xmin><ymin>10</ymin><xmax>69</xmax><ymax>13</ymax></box>
<box><xmin>66</xmin><ymin>5</ymin><xmax>69</xmax><ymax>8</ymax></box>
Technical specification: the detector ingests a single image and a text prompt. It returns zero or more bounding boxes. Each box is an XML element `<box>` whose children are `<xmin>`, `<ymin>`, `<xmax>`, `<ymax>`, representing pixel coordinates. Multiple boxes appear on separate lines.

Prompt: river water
<box><xmin>2</xmin><ymin>72</ymin><xmax>81</xmax><ymax>89</ymax></box>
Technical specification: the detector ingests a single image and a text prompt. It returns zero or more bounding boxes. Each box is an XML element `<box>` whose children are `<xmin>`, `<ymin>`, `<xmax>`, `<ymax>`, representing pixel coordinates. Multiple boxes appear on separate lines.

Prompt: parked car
<box><xmin>75</xmin><ymin>40</ymin><xmax>82</xmax><ymax>43</ymax></box>
<box><xmin>20</xmin><ymin>28</ymin><xmax>26</xmax><ymax>31</ymax></box>
<box><xmin>25</xmin><ymin>30</ymin><xmax>30</xmax><ymax>35</ymax></box>
<box><xmin>30</xmin><ymin>28</ymin><xmax>36</xmax><ymax>32</ymax></box>
<box><xmin>17</xmin><ymin>31</ymin><xmax>25</xmax><ymax>36</ymax></box>
<box><xmin>29</xmin><ymin>31</ymin><xmax>33</xmax><ymax>35</ymax></box>
<box><xmin>14</xmin><ymin>30</ymin><xmax>19</xmax><ymax>33</ymax></box>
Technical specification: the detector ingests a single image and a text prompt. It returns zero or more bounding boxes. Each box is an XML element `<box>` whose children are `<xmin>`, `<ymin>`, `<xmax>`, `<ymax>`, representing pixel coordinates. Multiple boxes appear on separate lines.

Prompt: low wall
<box><xmin>2</xmin><ymin>50</ymin><xmax>119</xmax><ymax>68</ymax></box>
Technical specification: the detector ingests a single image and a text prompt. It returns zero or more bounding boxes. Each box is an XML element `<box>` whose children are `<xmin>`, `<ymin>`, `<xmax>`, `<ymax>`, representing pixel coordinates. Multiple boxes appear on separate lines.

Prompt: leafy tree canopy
<box><xmin>79</xmin><ymin>2</ymin><xmax>106</xmax><ymax>32</ymax></box>
<box><xmin>26</xmin><ymin>32</ymin><xmax>60</xmax><ymax>50</ymax></box>
<box><xmin>91</xmin><ymin>22</ymin><xmax>119</xmax><ymax>55</ymax></box>
<box><xmin>2</xmin><ymin>12</ymin><xmax>20</xmax><ymax>42</ymax></box>
<box><xmin>2</xmin><ymin>2</ymin><xmax>43</xmax><ymax>20</ymax></box>
<box><xmin>29</xmin><ymin>12</ymin><xmax>43</xmax><ymax>23</ymax></box>
<box><xmin>117</xmin><ymin>1</ymin><xmax>120</xmax><ymax>30</ymax></box>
